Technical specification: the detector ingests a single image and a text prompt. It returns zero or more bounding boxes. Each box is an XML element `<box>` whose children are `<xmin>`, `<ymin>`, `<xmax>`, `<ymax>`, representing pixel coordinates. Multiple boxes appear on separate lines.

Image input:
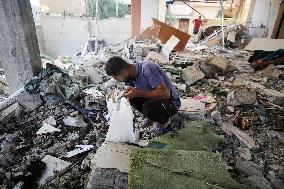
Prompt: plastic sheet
<box><xmin>105</xmin><ymin>97</ymin><xmax>136</xmax><ymax>143</ymax></box>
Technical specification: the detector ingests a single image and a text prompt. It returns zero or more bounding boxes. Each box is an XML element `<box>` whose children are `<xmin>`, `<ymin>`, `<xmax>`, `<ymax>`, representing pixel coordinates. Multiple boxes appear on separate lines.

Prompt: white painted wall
<box><xmin>248</xmin><ymin>0</ymin><xmax>282</xmax><ymax>38</ymax></box>
<box><xmin>169</xmin><ymin>2</ymin><xmax>193</xmax><ymax>18</ymax></box>
<box><xmin>40</xmin><ymin>0</ymin><xmax>86</xmax><ymax>15</ymax></box>
<box><xmin>141</xmin><ymin>0</ymin><xmax>159</xmax><ymax>31</ymax></box>
<box><xmin>30</xmin><ymin>0</ymin><xmax>41</xmax><ymax>23</ymax></box>
<box><xmin>40</xmin><ymin>16</ymin><xmax>131</xmax><ymax>57</ymax></box>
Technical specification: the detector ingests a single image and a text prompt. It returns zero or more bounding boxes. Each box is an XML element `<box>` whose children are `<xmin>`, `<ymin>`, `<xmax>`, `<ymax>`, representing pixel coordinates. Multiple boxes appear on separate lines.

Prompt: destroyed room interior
<box><xmin>1</xmin><ymin>0</ymin><xmax>284</xmax><ymax>188</ymax></box>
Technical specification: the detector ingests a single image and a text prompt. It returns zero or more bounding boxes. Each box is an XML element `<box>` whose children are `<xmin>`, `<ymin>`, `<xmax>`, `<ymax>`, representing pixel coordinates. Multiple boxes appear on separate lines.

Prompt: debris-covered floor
<box><xmin>1</xmin><ymin>34</ymin><xmax>284</xmax><ymax>189</ymax></box>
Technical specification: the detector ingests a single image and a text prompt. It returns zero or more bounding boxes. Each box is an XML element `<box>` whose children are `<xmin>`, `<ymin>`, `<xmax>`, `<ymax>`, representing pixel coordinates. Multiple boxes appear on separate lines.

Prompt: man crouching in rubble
<box><xmin>105</xmin><ymin>56</ymin><xmax>180</xmax><ymax>136</ymax></box>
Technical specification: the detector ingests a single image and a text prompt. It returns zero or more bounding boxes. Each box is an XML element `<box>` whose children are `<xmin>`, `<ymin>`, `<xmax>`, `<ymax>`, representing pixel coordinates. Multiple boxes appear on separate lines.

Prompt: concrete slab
<box><xmin>91</xmin><ymin>142</ymin><xmax>134</xmax><ymax>173</ymax></box>
<box><xmin>245</xmin><ymin>38</ymin><xmax>284</xmax><ymax>51</ymax></box>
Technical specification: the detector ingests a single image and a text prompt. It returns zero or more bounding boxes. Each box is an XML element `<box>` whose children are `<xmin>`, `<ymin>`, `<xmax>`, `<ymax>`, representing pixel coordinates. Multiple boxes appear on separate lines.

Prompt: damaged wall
<box><xmin>248</xmin><ymin>0</ymin><xmax>284</xmax><ymax>38</ymax></box>
<box><xmin>0</xmin><ymin>0</ymin><xmax>42</xmax><ymax>92</ymax></box>
<box><xmin>41</xmin><ymin>16</ymin><xmax>131</xmax><ymax>57</ymax></box>
<box><xmin>236</xmin><ymin>0</ymin><xmax>253</xmax><ymax>25</ymax></box>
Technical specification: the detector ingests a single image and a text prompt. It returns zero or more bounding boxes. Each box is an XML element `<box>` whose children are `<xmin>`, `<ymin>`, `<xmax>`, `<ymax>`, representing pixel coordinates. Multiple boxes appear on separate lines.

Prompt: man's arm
<box><xmin>123</xmin><ymin>82</ymin><xmax>170</xmax><ymax>100</ymax></box>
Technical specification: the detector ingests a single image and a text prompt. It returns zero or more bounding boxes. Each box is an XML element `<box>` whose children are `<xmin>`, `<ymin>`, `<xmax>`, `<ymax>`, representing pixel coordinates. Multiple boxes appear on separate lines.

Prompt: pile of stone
<box><xmin>1</xmin><ymin>37</ymin><xmax>284</xmax><ymax>189</ymax></box>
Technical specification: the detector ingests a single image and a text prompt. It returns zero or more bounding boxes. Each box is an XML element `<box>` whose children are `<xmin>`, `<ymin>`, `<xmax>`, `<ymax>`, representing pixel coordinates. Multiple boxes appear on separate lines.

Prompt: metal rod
<box><xmin>182</xmin><ymin>1</ymin><xmax>207</xmax><ymax>19</ymax></box>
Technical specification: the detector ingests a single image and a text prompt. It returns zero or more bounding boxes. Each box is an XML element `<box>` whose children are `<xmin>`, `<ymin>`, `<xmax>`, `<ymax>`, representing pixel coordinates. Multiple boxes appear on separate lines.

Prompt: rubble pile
<box><xmin>1</xmin><ymin>35</ymin><xmax>284</xmax><ymax>188</ymax></box>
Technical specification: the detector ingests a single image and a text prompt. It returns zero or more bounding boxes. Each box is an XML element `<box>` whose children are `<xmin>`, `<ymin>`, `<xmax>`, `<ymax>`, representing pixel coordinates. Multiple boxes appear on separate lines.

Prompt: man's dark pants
<box><xmin>129</xmin><ymin>97</ymin><xmax>179</xmax><ymax>124</ymax></box>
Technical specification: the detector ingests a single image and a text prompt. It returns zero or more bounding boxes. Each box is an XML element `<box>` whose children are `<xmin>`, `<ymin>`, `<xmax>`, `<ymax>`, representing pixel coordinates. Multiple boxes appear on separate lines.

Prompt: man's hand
<box><xmin>123</xmin><ymin>86</ymin><xmax>141</xmax><ymax>100</ymax></box>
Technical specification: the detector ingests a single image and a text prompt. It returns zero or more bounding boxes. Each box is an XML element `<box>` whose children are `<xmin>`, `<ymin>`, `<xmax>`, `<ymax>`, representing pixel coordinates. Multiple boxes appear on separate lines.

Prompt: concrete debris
<box><xmin>182</xmin><ymin>66</ymin><xmax>205</xmax><ymax>85</ymax></box>
<box><xmin>244</xmin><ymin>176</ymin><xmax>273</xmax><ymax>189</ymax></box>
<box><xmin>262</xmin><ymin>64</ymin><xmax>281</xmax><ymax>78</ymax></box>
<box><xmin>146</xmin><ymin>51</ymin><xmax>167</xmax><ymax>64</ymax></box>
<box><xmin>36</xmin><ymin>122</ymin><xmax>61</xmax><ymax>135</ymax></box>
<box><xmin>244</xmin><ymin>81</ymin><xmax>284</xmax><ymax>105</ymax></box>
<box><xmin>238</xmin><ymin>147</ymin><xmax>252</xmax><ymax>161</ymax></box>
<box><xmin>236</xmin><ymin>160</ymin><xmax>263</xmax><ymax>177</ymax></box>
<box><xmin>43</xmin><ymin>116</ymin><xmax>57</xmax><ymax>126</ymax></box>
<box><xmin>207</xmin><ymin>57</ymin><xmax>231</xmax><ymax>72</ymax></box>
<box><xmin>211</xmin><ymin>111</ymin><xmax>222</xmax><ymax>124</ymax></box>
<box><xmin>221</xmin><ymin>122</ymin><xmax>258</xmax><ymax>149</ymax></box>
<box><xmin>1</xmin><ymin>24</ymin><xmax>284</xmax><ymax>189</ymax></box>
<box><xmin>180</xmin><ymin>98</ymin><xmax>205</xmax><ymax>113</ymax></box>
<box><xmin>65</xmin><ymin>145</ymin><xmax>94</xmax><ymax>158</ymax></box>
<box><xmin>63</xmin><ymin>116</ymin><xmax>88</xmax><ymax>127</ymax></box>
<box><xmin>227</xmin><ymin>88</ymin><xmax>257</xmax><ymax>106</ymax></box>
<box><xmin>39</xmin><ymin>155</ymin><xmax>71</xmax><ymax>185</ymax></box>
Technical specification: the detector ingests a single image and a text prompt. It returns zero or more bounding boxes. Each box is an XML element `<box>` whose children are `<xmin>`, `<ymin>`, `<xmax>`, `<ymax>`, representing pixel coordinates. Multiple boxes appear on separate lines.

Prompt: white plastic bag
<box><xmin>105</xmin><ymin>97</ymin><xmax>136</xmax><ymax>143</ymax></box>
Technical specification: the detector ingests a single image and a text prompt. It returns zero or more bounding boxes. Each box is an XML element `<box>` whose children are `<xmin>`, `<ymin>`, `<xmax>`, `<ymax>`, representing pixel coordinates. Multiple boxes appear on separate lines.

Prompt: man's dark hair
<box><xmin>199</xmin><ymin>16</ymin><xmax>202</xmax><ymax>19</ymax></box>
<box><xmin>105</xmin><ymin>56</ymin><xmax>129</xmax><ymax>76</ymax></box>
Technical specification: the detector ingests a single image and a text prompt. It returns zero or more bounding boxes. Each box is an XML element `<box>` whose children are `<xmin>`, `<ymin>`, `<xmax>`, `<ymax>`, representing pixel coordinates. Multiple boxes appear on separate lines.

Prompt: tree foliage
<box><xmin>86</xmin><ymin>0</ymin><xmax>128</xmax><ymax>19</ymax></box>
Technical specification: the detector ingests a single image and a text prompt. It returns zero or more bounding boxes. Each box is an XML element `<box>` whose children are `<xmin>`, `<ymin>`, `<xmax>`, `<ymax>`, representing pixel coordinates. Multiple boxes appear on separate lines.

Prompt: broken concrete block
<box><xmin>245</xmin><ymin>176</ymin><xmax>272</xmax><ymax>189</ymax></box>
<box><xmin>261</xmin><ymin>64</ymin><xmax>280</xmax><ymax>78</ymax></box>
<box><xmin>227</xmin><ymin>106</ymin><xmax>235</xmax><ymax>113</ymax></box>
<box><xmin>238</xmin><ymin>147</ymin><xmax>252</xmax><ymax>161</ymax></box>
<box><xmin>86</xmin><ymin>167</ymin><xmax>128</xmax><ymax>189</ymax></box>
<box><xmin>180</xmin><ymin>98</ymin><xmax>205</xmax><ymax>113</ymax></box>
<box><xmin>221</xmin><ymin>122</ymin><xmax>258</xmax><ymax>149</ymax></box>
<box><xmin>182</xmin><ymin>66</ymin><xmax>205</xmax><ymax>86</ymax></box>
<box><xmin>207</xmin><ymin>57</ymin><xmax>231</xmax><ymax>72</ymax></box>
<box><xmin>0</xmin><ymin>132</ymin><xmax>18</xmax><ymax>166</ymax></box>
<box><xmin>244</xmin><ymin>81</ymin><xmax>284</xmax><ymax>106</ymax></box>
<box><xmin>146</xmin><ymin>51</ymin><xmax>167</xmax><ymax>64</ymax></box>
<box><xmin>236</xmin><ymin>160</ymin><xmax>263</xmax><ymax>177</ymax></box>
<box><xmin>227</xmin><ymin>89</ymin><xmax>257</xmax><ymax>106</ymax></box>
<box><xmin>36</xmin><ymin>123</ymin><xmax>61</xmax><ymax>135</ymax></box>
<box><xmin>43</xmin><ymin>116</ymin><xmax>56</xmax><ymax>126</ymax></box>
<box><xmin>0</xmin><ymin>102</ymin><xmax>18</xmax><ymax>122</ymax></box>
<box><xmin>211</xmin><ymin>111</ymin><xmax>222</xmax><ymax>123</ymax></box>
<box><xmin>39</xmin><ymin>155</ymin><xmax>71</xmax><ymax>185</ymax></box>
<box><xmin>63</xmin><ymin>116</ymin><xmax>87</xmax><ymax>127</ymax></box>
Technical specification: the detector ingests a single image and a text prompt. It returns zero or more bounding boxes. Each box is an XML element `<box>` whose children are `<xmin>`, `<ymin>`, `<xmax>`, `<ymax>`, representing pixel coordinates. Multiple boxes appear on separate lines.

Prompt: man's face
<box><xmin>113</xmin><ymin>69</ymin><xmax>131</xmax><ymax>82</ymax></box>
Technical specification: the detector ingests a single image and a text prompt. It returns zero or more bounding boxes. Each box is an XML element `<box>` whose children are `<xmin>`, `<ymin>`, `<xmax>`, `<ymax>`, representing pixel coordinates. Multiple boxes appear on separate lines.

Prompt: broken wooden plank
<box><xmin>152</xmin><ymin>18</ymin><xmax>190</xmax><ymax>51</ymax></box>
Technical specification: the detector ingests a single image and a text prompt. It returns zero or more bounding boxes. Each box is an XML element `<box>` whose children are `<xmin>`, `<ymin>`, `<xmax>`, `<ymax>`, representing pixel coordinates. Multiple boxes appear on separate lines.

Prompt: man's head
<box><xmin>105</xmin><ymin>56</ymin><xmax>132</xmax><ymax>82</ymax></box>
<box><xmin>199</xmin><ymin>16</ymin><xmax>202</xmax><ymax>19</ymax></box>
